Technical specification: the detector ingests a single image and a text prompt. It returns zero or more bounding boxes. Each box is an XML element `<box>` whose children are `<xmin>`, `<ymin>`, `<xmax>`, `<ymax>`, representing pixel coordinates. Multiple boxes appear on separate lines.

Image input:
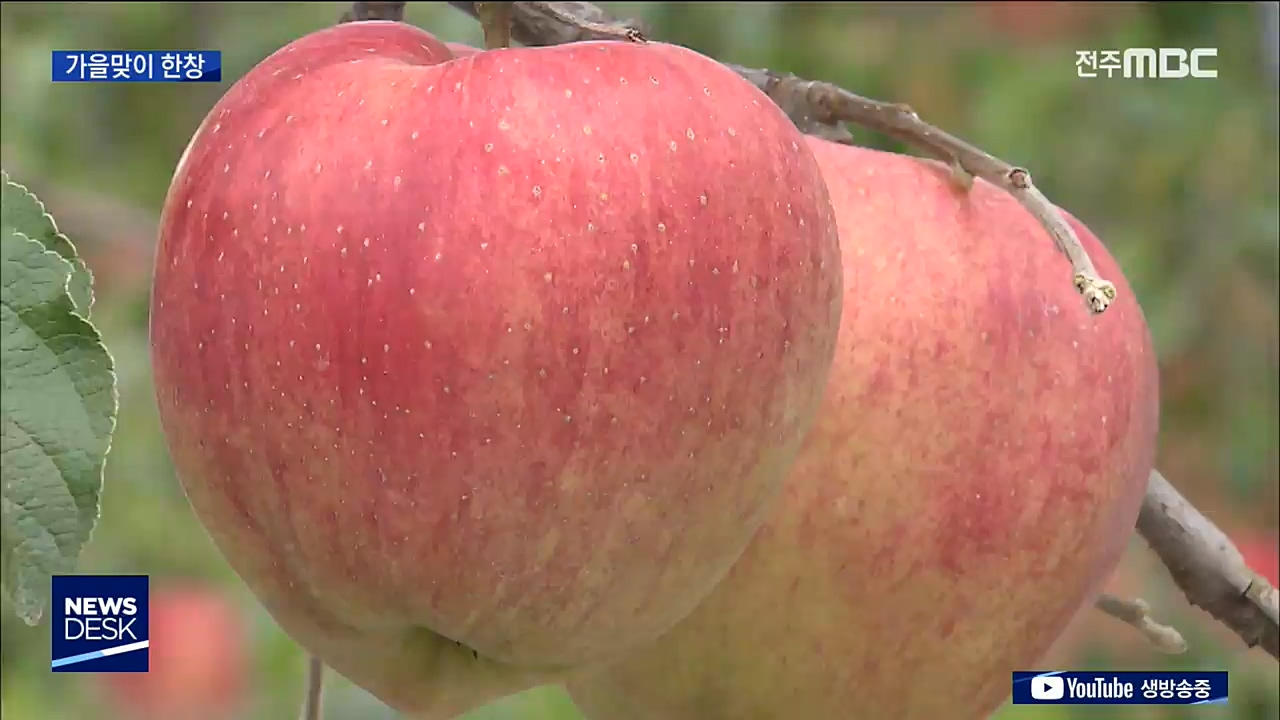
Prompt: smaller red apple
<box><xmin>98</xmin><ymin>584</ymin><xmax>249</xmax><ymax>720</ymax></box>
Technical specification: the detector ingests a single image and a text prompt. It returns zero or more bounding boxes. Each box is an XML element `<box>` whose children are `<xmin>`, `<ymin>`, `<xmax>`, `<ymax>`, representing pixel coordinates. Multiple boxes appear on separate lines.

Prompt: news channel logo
<box><xmin>51</xmin><ymin>50</ymin><xmax>222</xmax><ymax>83</ymax></box>
<box><xmin>51</xmin><ymin>575</ymin><xmax>149</xmax><ymax>672</ymax></box>
<box><xmin>1013</xmin><ymin>671</ymin><xmax>1229</xmax><ymax>705</ymax></box>
<box><xmin>1075</xmin><ymin>48</ymin><xmax>1218</xmax><ymax>79</ymax></box>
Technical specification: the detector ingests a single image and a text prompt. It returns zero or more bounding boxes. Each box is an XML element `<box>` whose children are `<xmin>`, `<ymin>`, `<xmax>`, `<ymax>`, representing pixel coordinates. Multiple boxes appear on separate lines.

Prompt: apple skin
<box><xmin>567</xmin><ymin>139</ymin><xmax>1159</xmax><ymax>720</ymax></box>
<box><xmin>149</xmin><ymin>20</ymin><xmax>841</xmax><ymax>717</ymax></box>
<box><xmin>98</xmin><ymin>585</ymin><xmax>248</xmax><ymax>720</ymax></box>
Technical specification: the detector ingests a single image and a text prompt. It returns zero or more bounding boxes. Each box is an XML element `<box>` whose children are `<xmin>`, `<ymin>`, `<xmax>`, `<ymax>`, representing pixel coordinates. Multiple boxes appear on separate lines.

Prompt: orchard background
<box><xmin>1</xmin><ymin>2</ymin><xmax>1276</xmax><ymax>719</ymax></box>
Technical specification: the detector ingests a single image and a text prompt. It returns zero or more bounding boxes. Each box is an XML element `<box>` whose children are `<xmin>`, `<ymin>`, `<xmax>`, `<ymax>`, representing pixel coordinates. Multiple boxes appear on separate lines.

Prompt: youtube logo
<box><xmin>1032</xmin><ymin>676</ymin><xmax>1066</xmax><ymax>700</ymax></box>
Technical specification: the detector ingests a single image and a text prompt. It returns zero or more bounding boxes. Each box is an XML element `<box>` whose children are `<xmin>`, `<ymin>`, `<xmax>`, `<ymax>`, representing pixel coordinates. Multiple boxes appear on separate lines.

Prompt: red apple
<box><xmin>149</xmin><ymin>21</ymin><xmax>842</xmax><ymax>717</ymax></box>
<box><xmin>568</xmin><ymin>139</ymin><xmax>1159</xmax><ymax>720</ymax></box>
<box><xmin>99</xmin><ymin>585</ymin><xmax>247</xmax><ymax>720</ymax></box>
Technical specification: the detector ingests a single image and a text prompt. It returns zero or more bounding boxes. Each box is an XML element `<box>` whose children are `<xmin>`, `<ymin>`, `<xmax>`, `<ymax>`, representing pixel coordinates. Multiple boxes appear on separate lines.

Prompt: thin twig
<box><xmin>1094</xmin><ymin>592</ymin><xmax>1188</xmax><ymax>655</ymax></box>
<box><xmin>301</xmin><ymin>654</ymin><xmax>325</xmax><ymax>720</ymax></box>
<box><xmin>442</xmin><ymin>1</ymin><xmax>1113</xmax><ymax>314</ymax></box>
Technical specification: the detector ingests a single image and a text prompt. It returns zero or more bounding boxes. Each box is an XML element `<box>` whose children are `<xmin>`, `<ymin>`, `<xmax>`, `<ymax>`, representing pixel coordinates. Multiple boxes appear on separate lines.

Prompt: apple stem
<box><xmin>476</xmin><ymin>2</ymin><xmax>515</xmax><ymax>49</ymax></box>
<box><xmin>1094</xmin><ymin>593</ymin><xmax>1188</xmax><ymax>655</ymax></box>
<box><xmin>300</xmin><ymin>654</ymin><xmax>326</xmax><ymax>720</ymax></box>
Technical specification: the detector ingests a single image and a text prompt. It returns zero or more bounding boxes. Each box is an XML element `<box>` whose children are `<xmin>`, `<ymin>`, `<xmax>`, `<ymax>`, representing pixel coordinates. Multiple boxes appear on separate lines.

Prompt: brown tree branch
<box><xmin>1138</xmin><ymin>470</ymin><xmax>1279</xmax><ymax>657</ymax></box>
<box><xmin>335</xmin><ymin>1</ymin><xmax>1279</xmax><ymax>661</ymax></box>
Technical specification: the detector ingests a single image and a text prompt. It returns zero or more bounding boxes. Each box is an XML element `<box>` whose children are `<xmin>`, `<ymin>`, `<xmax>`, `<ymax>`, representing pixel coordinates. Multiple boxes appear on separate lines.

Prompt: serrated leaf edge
<box><xmin>0</xmin><ymin>169</ymin><xmax>95</xmax><ymax>314</ymax></box>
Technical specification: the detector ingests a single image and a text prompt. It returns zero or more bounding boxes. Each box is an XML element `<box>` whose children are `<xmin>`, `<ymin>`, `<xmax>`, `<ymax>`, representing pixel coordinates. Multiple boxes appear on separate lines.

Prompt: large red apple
<box><xmin>567</xmin><ymin>139</ymin><xmax>1159</xmax><ymax>720</ymax></box>
<box><xmin>149</xmin><ymin>21</ymin><xmax>841</xmax><ymax>717</ymax></box>
<box><xmin>98</xmin><ymin>585</ymin><xmax>248</xmax><ymax>720</ymax></box>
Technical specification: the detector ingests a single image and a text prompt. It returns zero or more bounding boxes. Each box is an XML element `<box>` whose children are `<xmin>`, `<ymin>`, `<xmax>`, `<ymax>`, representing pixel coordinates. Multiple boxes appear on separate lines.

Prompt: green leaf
<box><xmin>1</xmin><ymin>177</ymin><xmax>117</xmax><ymax>626</ymax></box>
<box><xmin>0</xmin><ymin>170</ymin><xmax>94</xmax><ymax>314</ymax></box>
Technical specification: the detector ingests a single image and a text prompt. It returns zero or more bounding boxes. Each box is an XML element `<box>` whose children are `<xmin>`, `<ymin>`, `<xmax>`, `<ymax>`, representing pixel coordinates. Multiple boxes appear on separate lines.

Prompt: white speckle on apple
<box><xmin>381</xmin><ymin>119</ymin><xmax>389</xmax><ymax>126</ymax></box>
<box><xmin>409</xmin><ymin>287</ymin><xmax>416</xmax><ymax>296</ymax></box>
<box><xmin>533</xmin><ymin>186</ymin><xmax>542</xmax><ymax>198</ymax></box>
<box><xmin>222</xmin><ymin>211</ymin><xmax>229</xmax><ymax>219</ymax></box>
<box><xmin>433</xmin><ymin>251</ymin><xmax>443</xmax><ymax>262</ymax></box>
<box><xmin>587</xmin><ymin>222</ymin><xmax>596</xmax><ymax>232</ymax></box>
<box><xmin>649</xmin><ymin>76</ymin><xmax>659</xmax><ymax>85</ymax></box>
<box><xmin>424</xmin><ymin>340</ymin><xmax>433</xmax><ymax>349</ymax></box>
<box><xmin>186</xmin><ymin>199</ymin><xmax>192</xmax><ymax>208</ymax></box>
<box><xmin>668</xmin><ymin>140</ymin><xmax>677</xmax><ymax>152</ymax></box>
<box><xmin>728</xmin><ymin>127</ymin><xmax>737</xmax><ymax>138</ymax></box>
<box><xmin>363</xmin><ymin>237</ymin><xmax>371</xmax><ymax>248</ymax></box>
<box><xmin>686</xmin><ymin>128</ymin><xmax>696</xmax><ymax>140</ymax></box>
<box><xmin>498</xmin><ymin>165</ymin><xmax>510</xmax><ymax>176</ymax></box>
<box><xmin>314</xmin><ymin>161</ymin><xmax>323</xmax><ymax>174</ymax></box>
<box><xmin>340</xmin><ymin>247</ymin><xmax>348</xmax><ymax>258</ymax></box>
<box><xmin>223</xmin><ymin>163</ymin><xmax>230</xmax><ymax>173</ymax></box>
<box><xmin>454</xmin><ymin>81</ymin><xmax>462</xmax><ymax>91</ymax></box>
<box><xmin>336</xmin><ymin>224</ymin><xmax>344</xmax><ymax>234</ymax></box>
<box><xmin>597</xmin><ymin>153</ymin><xmax>606</xmax><ymax>164</ymax></box>
<box><xmin>498</xmin><ymin>119</ymin><xmax>511</xmax><ymax>131</ymax></box>
<box><xmin>629</xmin><ymin>153</ymin><xmax>639</xmax><ymax>164</ymax></box>
<box><xmin>657</xmin><ymin>223</ymin><xmax>666</xmax><ymax>233</ymax></box>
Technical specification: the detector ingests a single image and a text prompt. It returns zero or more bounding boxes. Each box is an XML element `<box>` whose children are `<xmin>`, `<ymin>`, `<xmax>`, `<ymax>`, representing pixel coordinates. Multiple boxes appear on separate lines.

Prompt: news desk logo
<box><xmin>51</xmin><ymin>575</ymin><xmax>149</xmax><ymax>673</ymax></box>
<box><xmin>1076</xmin><ymin>48</ymin><xmax>1218</xmax><ymax>79</ymax></box>
<box><xmin>51</xmin><ymin>50</ymin><xmax>222</xmax><ymax>83</ymax></box>
<box><xmin>1013</xmin><ymin>671</ymin><xmax>1229</xmax><ymax>706</ymax></box>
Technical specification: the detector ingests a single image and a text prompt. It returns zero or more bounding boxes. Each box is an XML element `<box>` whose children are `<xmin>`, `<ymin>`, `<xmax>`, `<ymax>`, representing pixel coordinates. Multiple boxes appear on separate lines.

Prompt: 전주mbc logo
<box><xmin>1076</xmin><ymin>48</ymin><xmax>1218</xmax><ymax>79</ymax></box>
<box><xmin>51</xmin><ymin>575</ymin><xmax>149</xmax><ymax>672</ymax></box>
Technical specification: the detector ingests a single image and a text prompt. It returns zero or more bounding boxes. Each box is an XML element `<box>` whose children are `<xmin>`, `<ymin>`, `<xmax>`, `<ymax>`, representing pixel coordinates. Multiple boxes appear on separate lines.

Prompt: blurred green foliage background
<box><xmin>1</xmin><ymin>2</ymin><xmax>1277</xmax><ymax>719</ymax></box>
